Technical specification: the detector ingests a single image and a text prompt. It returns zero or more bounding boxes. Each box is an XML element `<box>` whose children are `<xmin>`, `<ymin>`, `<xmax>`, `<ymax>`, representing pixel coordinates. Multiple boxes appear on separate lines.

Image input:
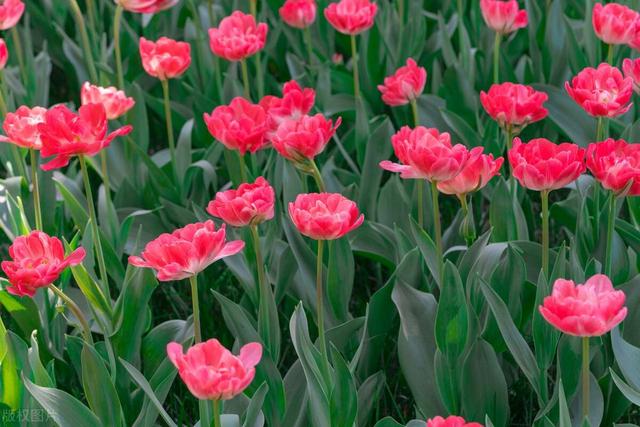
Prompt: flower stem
<box><xmin>398</xmin><ymin>0</ymin><xmax>404</xmax><ymax>25</ymax></box>
<box><xmin>250</xmin><ymin>0</ymin><xmax>257</xmax><ymax>17</ymax></box>
<box><xmin>541</xmin><ymin>189</ymin><xmax>549</xmax><ymax>277</ymax></box>
<box><xmin>29</xmin><ymin>149</ymin><xmax>43</xmax><ymax>231</ymax></box>
<box><xmin>596</xmin><ymin>116</ymin><xmax>605</xmax><ymax>141</ymax></box>
<box><xmin>431</xmin><ymin>181</ymin><xmax>443</xmax><ymax>280</ymax></box>
<box><xmin>212</xmin><ymin>399</ymin><xmax>221</xmax><ymax>427</ymax></box>
<box><xmin>237</xmin><ymin>151</ymin><xmax>248</xmax><ymax>183</ymax></box>
<box><xmin>304</xmin><ymin>27</ymin><xmax>314</xmax><ymax>67</ymax></box>
<box><xmin>460</xmin><ymin>195</ymin><xmax>475</xmax><ymax>246</ymax></box>
<box><xmin>582</xmin><ymin>336</ymin><xmax>590</xmax><ymax>422</ymax></box>
<box><xmin>113</xmin><ymin>4</ymin><xmax>125</xmax><ymax>90</ymax></box>
<box><xmin>607</xmin><ymin>43</ymin><xmax>615</xmax><ymax>65</ymax></box>
<box><xmin>350</xmin><ymin>35</ymin><xmax>361</xmax><ymax>100</ymax></box>
<box><xmin>241</xmin><ymin>59</ymin><xmax>251</xmax><ymax>100</ymax></box>
<box><xmin>316</xmin><ymin>239</ymin><xmax>330</xmax><ymax>378</ymax></box>
<box><xmin>69</xmin><ymin>0</ymin><xmax>98</xmax><ymax>82</ymax></box>
<box><xmin>160</xmin><ymin>79</ymin><xmax>177</xmax><ymax>175</ymax></box>
<box><xmin>189</xmin><ymin>275</ymin><xmax>202</xmax><ymax>343</ymax></box>
<box><xmin>78</xmin><ymin>155</ymin><xmax>110</xmax><ymax>299</ymax></box>
<box><xmin>493</xmin><ymin>32</ymin><xmax>501</xmax><ymax>84</ymax></box>
<box><xmin>208</xmin><ymin>0</ymin><xmax>215</xmax><ymax>25</ymax></box>
<box><xmin>100</xmin><ymin>150</ymin><xmax>112</xmax><ymax>205</ymax></box>
<box><xmin>417</xmin><ymin>180</ymin><xmax>424</xmax><ymax>229</ymax></box>
<box><xmin>251</xmin><ymin>224</ymin><xmax>273</xmax><ymax>354</ymax></box>
<box><xmin>49</xmin><ymin>284</ymin><xmax>93</xmax><ymax>344</ymax></box>
<box><xmin>604</xmin><ymin>192</ymin><xmax>616</xmax><ymax>277</ymax></box>
<box><xmin>255</xmin><ymin>53</ymin><xmax>265</xmax><ymax>99</ymax></box>
<box><xmin>309</xmin><ymin>159</ymin><xmax>326</xmax><ymax>192</ymax></box>
<box><xmin>10</xmin><ymin>27</ymin><xmax>28</xmax><ymax>86</ymax></box>
<box><xmin>410</xmin><ymin>98</ymin><xmax>419</xmax><ymax>127</ymax></box>
<box><xmin>85</xmin><ymin>0</ymin><xmax>98</xmax><ymax>42</ymax></box>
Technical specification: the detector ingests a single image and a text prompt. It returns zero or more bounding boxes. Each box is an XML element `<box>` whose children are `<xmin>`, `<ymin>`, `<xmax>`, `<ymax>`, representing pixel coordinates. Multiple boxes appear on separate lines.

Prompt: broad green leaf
<box><xmin>81</xmin><ymin>343</ymin><xmax>124</xmax><ymax>427</ymax></box>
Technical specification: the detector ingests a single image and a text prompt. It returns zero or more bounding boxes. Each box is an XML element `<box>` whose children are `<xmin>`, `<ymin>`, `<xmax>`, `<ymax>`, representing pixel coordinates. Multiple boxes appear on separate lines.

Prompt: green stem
<box><xmin>113</xmin><ymin>4</ymin><xmax>125</xmax><ymax>90</ymax></box>
<box><xmin>208</xmin><ymin>0</ymin><xmax>215</xmax><ymax>25</ymax></box>
<box><xmin>417</xmin><ymin>180</ymin><xmax>424</xmax><ymax>229</ymax></box>
<box><xmin>309</xmin><ymin>159</ymin><xmax>326</xmax><ymax>192</ymax></box>
<box><xmin>460</xmin><ymin>195</ymin><xmax>475</xmax><ymax>246</ymax></box>
<box><xmin>541</xmin><ymin>190</ymin><xmax>549</xmax><ymax>277</ymax></box>
<box><xmin>49</xmin><ymin>284</ymin><xmax>93</xmax><ymax>344</ymax></box>
<box><xmin>596</xmin><ymin>116</ymin><xmax>605</xmax><ymax>141</ymax></box>
<box><xmin>160</xmin><ymin>79</ymin><xmax>177</xmax><ymax>174</ymax></box>
<box><xmin>69</xmin><ymin>0</ymin><xmax>98</xmax><ymax>82</ymax></box>
<box><xmin>251</xmin><ymin>225</ymin><xmax>272</xmax><ymax>353</ymax></box>
<box><xmin>10</xmin><ymin>27</ymin><xmax>27</xmax><ymax>86</ymax></box>
<box><xmin>212</xmin><ymin>399</ymin><xmax>221</xmax><ymax>427</ymax></box>
<box><xmin>607</xmin><ymin>43</ymin><xmax>614</xmax><ymax>65</ymax></box>
<box><xmin>410</xmin><ymin>98</ymin><xmax>419</xmax><ymax>127</ymax></box>
<box><xmin>398</xmin><ymin>0</ymin><xmax>404</xmax><ymax>25</ymax></box>
<box><xmin>29</xmin><ymin>149</ymin><xmax>43</xmax><ymax>231</ymax></box>
<box><xmin>350</xmin><ymin>35</ymin><xmax>361</xmax><ymax>100</ymax></box>
<box><xmin>304</xmin><ymin>27</ymin><xmax>314</xmax><ymax>67</ymax></box>
<box><xmin>189</xmin><ymin>275</ymin><xmax>202</xmax><ymax>343</ymax></box>
<box><xmin>78</xmin><ymin>155</ymin><xmax>110</xmax><ymax>298</ymax></box>
<box><xmin>604</xmin><ymin>192</ymin><xmax>616</xmax><ymax>277</ymax></box>
<box><xmin>237</xmin><ymin>151</ymin><xmax>248</xmax><ymax>183</ymax></box>
<box><xmin>431</xmin><ymin>181</ymin><xmax>443</xmax><ymax>280</ymax></box>
<box><xmin>85</xmin><ymin>0</ymin><xmax>98</xmax><ymax>43</ymax></box>
<box><xmin>255</xmin><ymin>53</ymin><xmax>264</xmax><ymax>99</ymax></box>
<box><xmin>100</xmin><ymin>150</ymin><xmax>112</xmax><ymax>199</ymax></box>
<box><xmin>582</xmin><ymin>336</ymin><xmax>590</xmax><ymax>422</ymax></box>
<box><xmin>316</xmin><ymin>239</ymin><xmax>330</xmax><ymax>378</ymax></box>
<box><xmin>493</xmin><ymin>32</ymin><xmax>501</xmax><ymax>84</ymax></box>
<box><xmin>250</xmin><ymin>0</ymin><xmax>257</xmax><ymax>17</ymax></box>
<box><xmin>241</xmin><ymin>59</ymin><xmax>251</xmax><ymax>100</ymax></box>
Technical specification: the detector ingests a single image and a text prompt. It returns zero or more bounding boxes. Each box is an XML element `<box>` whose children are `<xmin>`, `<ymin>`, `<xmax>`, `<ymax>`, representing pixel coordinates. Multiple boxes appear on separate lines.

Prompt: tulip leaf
<box><xmin>81</xmin><ymin>343</ymin><xmax>124</xmax><ymax>427</ymax></box>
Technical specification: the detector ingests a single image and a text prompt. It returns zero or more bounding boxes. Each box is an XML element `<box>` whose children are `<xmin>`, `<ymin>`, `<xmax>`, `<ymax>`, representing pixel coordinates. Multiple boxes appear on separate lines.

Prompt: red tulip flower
<box><xmin>479</xmin><ymin>0</ymin><xmax>528</xmax><ymax>35</ymax></box>
<box><xmin>1</xmin><ymin>231</ymin><xmax>86</xmax><ymax>297</ymax></box>
<box><xmin>508</xmin><ymin>138</ymin><xmax>586</xmax><ymax>192</ymax></box>
<box><xmin>380</xmin><ymin>126</ymin><xmax>478</xmax><ymax>182</ymax></box>
<box><xmin>260</xmin><ymin>80</ymin><xmax>316</xmax><ymax>128</ymax></box>
<box><xmin>437</xmin><ymin>152</ymin><xmax>503</xmax><ymax>197</ymax></box>
<box><xmin>203</xmin><ymin>97</ymin><xmax>269</xmax><ymax>155</ymax></box>
<box><xmin>117</xmin><ymin>0</ymin><xmax>179</xmax><ymax>13</ymax></box>
<box><xmin>139</xmin><ymin>37</ymin><xmax>192</xmax><ymax>80</ymax></box>
<box><xmin>280</xmin><ymin>0</ymin><xmax>317</xmax><ymax>29</ymax></box>
<box><xmin>622</xmin><ymin>58</ymin><xmax>640</xmax><ymax>95</ymax></box>
<box><xmin>378</xmin><ymin>58</ymin><xmax>427</xmax><ymax>107</ymax></box>
<box><xmin>427</xmin><ymin>416</ymin><xmax>483</xmax><ymax>427</ymax></box>
<box><xmin>592</xmin><ymin>3</ymin><xmax>639</xmax><ymax>45</ymax></box>
<box><xmin>480</xmin><ymin>82</ymin><xmax>548</xmax><ymax>133</ymax></box>
<box><xmin>37</xmin><ymin>104</ymin><xmax>132</xmax><ymax>171</ymax></box>
<box><xmin>565</xmin><ymin>63</ymin><xmax>633</xmax><ymax>118</ymax></box>
<box><xmin>128</xmin><ymin>221</ymin><xmax>245</xmax><ymax>282</ymax></box>
<box><xmin>271</xmin><ymin>114</ymin><xmax>341</xmax><ymax>162</ymax></box>
<box><xmin>167</xmin><ymin>340</ymin><xmax>262</xmax><ymax>400</ymax></box>
<box><xmin>586</xmin><ymin>138</ymin><xmax>640</xmax><ymax>196</ymax></box>
<box><xmin>324</xmin><ymin>0</ymin><xmax>378</xmax><ymax>35</ymax></box>
<box><xmin>81</xmin><ymin>82</ymin><xmax>135</xmax><ymax>120</ymax></box>
<box><xmin>0</xmin><ymin>38</ymin><xmax>7</xmax><ymax>70</ymax></box>
<box><xmin>288</xmin><ymin>193</ymin><xmax>364</xmax><ymax>240</ymax></box>
<box><xmin>207</xmin><ymin>177</ymin><xmax>275</xmax><ymax>227</ymax></box>
<box><xmin>539</xmin><ymin>275</ymin><xmax>627</xmax><ymax>337</ymax></box>
<box><xmin>0</xmin><ymin>0</ymin><xmax>24</xmax><ymax>31</ymax></box>
<box><xmin>0</xmin><ymin>106</ymin><xmax>47</xmax><ymax>150</ymax></box>
<box><xmin>208</xmin><ymin>11</ymin><xmax>268</xmax><ymax>62</ymax></box>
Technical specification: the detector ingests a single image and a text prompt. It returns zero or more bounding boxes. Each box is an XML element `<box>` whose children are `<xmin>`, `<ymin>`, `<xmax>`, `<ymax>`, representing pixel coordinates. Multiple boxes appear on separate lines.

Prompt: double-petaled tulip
<box><xmin>479</xmin><ymin>0</ymin><xmax>528</xmax><ymax>35</ymax></box>
<box><xmin>207</xmin><ymin>177</ymin><xmax>275</xmax><ymax>227</ymax></box>
<box><xmin>480</xmin><ymin>83</ymin><xmax>548</xmax><ymax>133</ymax></box>
<box><xmin>203</xmin><ymin>97</ymin><xmax>269</xmax><ymax>155</ymax></box>
<box><xmin>437</xmin><ymin>152</ymin><xmax>503</xmax><ymax>197</ymax></box>
<box><xmin>0</xmin><ymin>106</ymin><xmax>47</xmax><ymax>149</ymax></box>
<box><xmin>81</xmin><ymin>83</ymin><xmax>135</xmax><ymax>120</ymax></box>
<box><xmin>378</xmin><ymin>58</ymin><xmax>427</xmax><ymax>107</ymax></box>
<box><xmin>271</xmin><ymin>114</ymin><xmax>341</xmax><ymax>162</ymax></box>
<box><xmin>508</xmin><ymin>138</ymin><xmax>586</xmax><ymax>192</ymax></box>
<box><xmin>1</xmin><ymin>231</ymin><xmax>86</xmax><ymax>297</ymax></box>
<box><xmin>565</xmin><ymin>63</ymin><xmax>633</xmax><ymax>118</ymax></box>
<box><xmin>586</xmin><ymin>138</ymin><xmax>640</xmax><ymax>196</ymax></box>
<box><xmin>260</xmin><ymin>80</ymin><xmax>316</xmax><ymax>128</ymax></box>
<box><xmin>167</xmin><ymin>340</ymin><xmax>262</xmax><ymax>400</ymax></box>
<box><xmin>116</xmin><ymin>0</ymin><xmax>179</xmax><ymax>13</ymax></box>
<box><xmin>280</xmin><ymin>0</ymin><xmax>317</xmax><ymax>29</ymax></box>
<box><xmin>622</xmin><ymin>58</ymin><xmax>640</xmax><ymax>95</ymax></box>
<box><xmin>324</xmin><ymin>0</ymin><xmax>378</xmax><ymax>35</ymax></box>
<box><xmin>427</xmin><ymin>416</ymin><xmax>483</xmax><ymax>427</ymax></box>
<box><xmin>37</xmin><ymin>104</ymin><xmax>132</xmax><ymax>170</ymax></box>
<box><xmin>139</xmin><ymin>37</ymin><xmax>191</xmax><ymax>80</ymax></box>
<box><xmin>129</xmin><ymin>221</ymin><xmax>244</xmax><ymax>282</ymax></box>
<box><xmin>209</xmin><ymin>11</ymin><xmax>268</xmax><ymax>62</ymax></box>
<box><xmin>0</xmin><ymin>0</ymin><xmax>24</xmax><ymax>31</ymax></box>
<box><xmin>380</xmin><ymin>126</ymin><xmax>476</xmax><ymax>182</ymax></box>
<box><xmin>539</xmin><ymin>275</ymin><xmax>627</xmax><ymax>337</ymax></box>
<box><xmin>592</xmin><ymin>3</ymin><xmax>638</xmax><ymax>45</ymax></box>
<box><xmin>0</xmin><ymin>38</ymin><xmax>7</xmax><ymax>70</ymax></box>
<box><xmin>289</xmin><ymin>193</ymin><xmax>364</xmax><ymax>240</ymax></box>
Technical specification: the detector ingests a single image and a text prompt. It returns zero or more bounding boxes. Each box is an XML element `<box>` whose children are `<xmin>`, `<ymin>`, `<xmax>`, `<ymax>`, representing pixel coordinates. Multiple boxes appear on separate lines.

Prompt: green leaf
<box><xmin>27</xmin><ymin>331</ymin><xmax>53</xmax><ymax>388</ymax></box>
<box><xmin>435</xmin><ymin>262</ymin><xmax>469</xmax><ymax>364</ymax></box>
<box><xmin>327</xmin><ymin>238</ymin><xmax>354</xmax><ymax>323</ymax></box>
<box><xmin>81</xmin><ymin>343</ymin><xmax>124</xmax><ymax>427</ymax></box>
<box><xmin>611</xmin><ymin>327</ymin><xmax>640</xmax><ymax>390</ymax></box>
<box><xmin>329</xmin><ymin>346</ymin><xmax>357</xmax><ymax>427</ymax></box>
<box><xmin>242</xmin><ymin>382</ymin><xmax>269</xmax><ymax>427</ymax></box>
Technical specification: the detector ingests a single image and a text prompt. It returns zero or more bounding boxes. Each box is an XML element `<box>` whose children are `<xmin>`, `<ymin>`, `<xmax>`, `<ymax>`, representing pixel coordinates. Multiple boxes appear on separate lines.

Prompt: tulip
<box><xmin>167</xmin><ymin>339</ymin><xmax>262</xmax><ymax>427</ymax></box>
<box><xmin>479</xmin><ymin>83</ymin><xmax>548</xmax><ymax>136</ymax></box>
<box><xmin>324</xmin><ymin>0</ymin><xmax>378</xmax><ymax>99</ymax></box>
<box><xmin>116</xmin><ymin>0</ymin><xmax>179</xmax><ymax>13</ymax></box>
<box><xmin>539</xmin><ymin>274</ymin><xmax>626</xmax><ymax>421</ymax></box>
<box><xmin>209</xmin><ymin>11</ymin><xmax>268</xmax><ymax>99</ymax></box>
<box><xmin>0</xmin><ymin>106</ymin><xmax>47</xmax><ymax>229</ymax></box>
<box><xmin>1</xmin><ymin>231</ymin><xmax>92</xmax><ymax>342</ymax></box>
<box><xmin>509</xmin><ymin>137</ymin><xmax>585</xmax><ymax>275</ymax></box>
<box><xmin>480</xmin><ymin>0</ymin><xmax>527</xmax><ymax>82</ymax></box>
<box><xmin>565</xmin><ymin>63</ymin><xmax>633</xmax><ymax>140</ymax></box>
<box><xmin>129</xmin><ymin>221</ymin><xmax>244</xmax><ymax>344</ymax></box>
<box><xmin>0</xmin><ymin>0</ymin><xmax>24</xmax><ymax>31</ymax></box>
<box><xmin>427</xmin><ymin>416</ymin><xmax>483</xmax><ymax>427</ymax></box>
<box><xmin>280</xmin><ymin>0</ymin><xmax>317</xmax><ymax>29</ymax></box>
<box><xmin>378</xmin><ymin>59</ymin><xmax>427</xmax><ymax>123</ymax></box>
<box><xmin>260</xmin><ymin>80</ymin><xmax>316</xmax><ymax>130</ymax></box>
<box><xmin>622</xmin><ymin>58</ymin><xmax>640</xmax><ymax>95</ymax></box>
<box><xmin>592</xmin><ymin>3</ymin><xmax>639</xmax><ymax>63</ymax></box>
<box><xmin>288</xmin><ymin>192</ymin><xmax>363</xmax><ymax>375</ymax></box>
<box><xmin>80</xmin><ymin>83</ymin><xmax>135</xmax><ymax>120</ymax></box>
